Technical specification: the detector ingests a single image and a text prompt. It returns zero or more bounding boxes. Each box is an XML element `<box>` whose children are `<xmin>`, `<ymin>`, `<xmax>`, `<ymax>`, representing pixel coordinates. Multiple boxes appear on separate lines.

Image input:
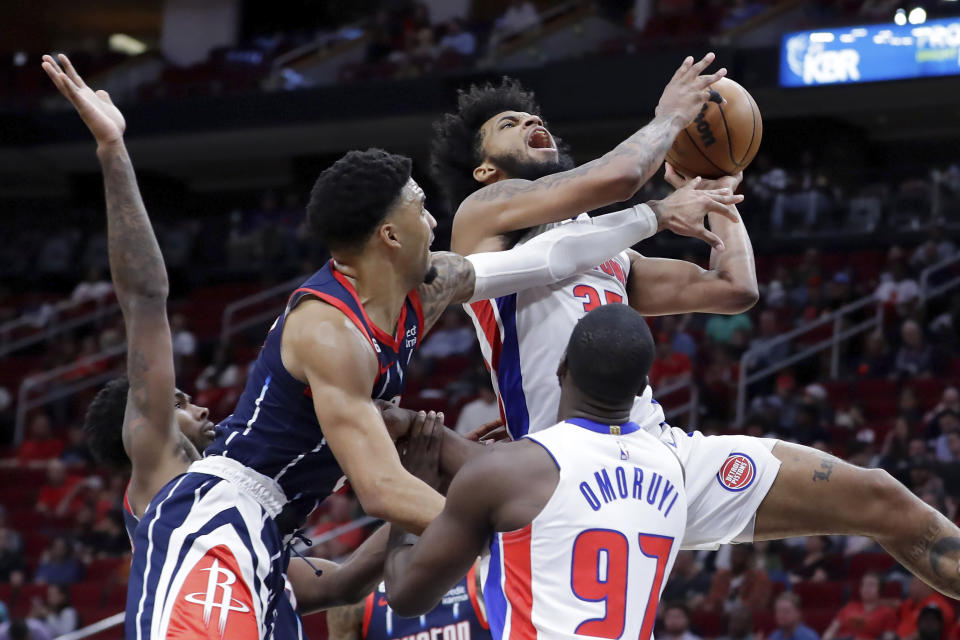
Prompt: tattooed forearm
<box><xmin>466</xmin><ymin>114</ymin><xmax>681</xmax><ymax>207</ymax></box>
<box><xmin>906</xmin><ymin>516</ymin><xmax>943</xmax><ymax>565</ymax></box>
<box><xmin>97</xmin><ymin>143</ymin><xmax>169</xmax><ymax>306</ymax></box>
<box><xmin>417</xmin><ymin>252</ymin><xmax>477</xmax><ymax>331</ymax></box>
<box><xmin>812</xmin><ymin>456</ymin><xmax>836</xmax><ymax>482</ymax></box>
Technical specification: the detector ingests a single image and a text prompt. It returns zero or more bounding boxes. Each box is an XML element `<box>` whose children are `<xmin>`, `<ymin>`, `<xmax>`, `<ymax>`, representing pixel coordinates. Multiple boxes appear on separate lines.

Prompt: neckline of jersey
<box><xmin>565</xmin><ymin>417</ymin><xmax>641</xmax><ymax>435</ymax></box>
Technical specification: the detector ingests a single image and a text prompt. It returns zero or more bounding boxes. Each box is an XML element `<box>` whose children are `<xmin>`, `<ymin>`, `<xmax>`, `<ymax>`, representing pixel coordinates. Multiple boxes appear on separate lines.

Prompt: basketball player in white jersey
<box><xmin>429</xmin><ymin>56</ymin><xmax>960</xmax><ymax>597</ymax></box>
<box><xmin>383</xmin><ymin>305</ymin><xmax>685</xmax><ymax>640</ymax></box>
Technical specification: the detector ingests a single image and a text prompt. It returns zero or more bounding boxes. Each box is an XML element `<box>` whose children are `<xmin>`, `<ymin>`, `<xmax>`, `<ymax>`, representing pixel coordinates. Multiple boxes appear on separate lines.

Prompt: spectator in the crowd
<box><xmin>705</xmin><ymin>313</ymin><xmax>753</xmax><ymax>346</ymax></box>
<box><xmin>896</xmin><ymin>577</ymin><xmax>955</xmax><ymax>640</ymax></box>
<box><xmin>659</xmin><ymin>603</ymin><xmax>702</xmax><ymax>640</ymax></box>
<box><xmin>0</xmin><ymin>527</ymin><xmax>25</xmax><ymax>583</ymax></box>
<box><xmin>661</xmin><ymin>314</ymin><xmax>697</xmax><ymax>360</ymax></box>
<box><xmin>305</xmin><ymin>493</ymin><xmax>365</xmax><ymax>561</ymax></box>
<box><xmin>875</xmin><ymin>250</ymin><xmax>919</xmax><ymax>307</ymax></box>
<box><xmin>90</xmin><ymin>509</ymin><xmax>131</xmax><ymax>557</ymax></box>
<box><xmin>0</xmin><ymin>618</ymin><xmax>53</xmax><ymax>640</ymax></box>
<box><xmin>911</xmin><ymin>225</ymin><xmax>957</xmax><ymax>271</ymax></box>
<box><xmin>454</xmin><ymin>384</ymin><xmax>499</xmax><ymax>436</ymax></box>
<box><xmin>853</xmin><ymin>330</ymin><xmax>893</xmax><ymax>378</ymax></box>
<box><xmin>717</xmin><ymin>606</ymin><xmax>756</xmax><ymax>640</ymax></box>
<box><xmin>706</xmin><ymin>544</ymin><xmax>772</xmax><ymax>614</ymax></box>
<box><xmin>879</xmin><ymin>416</ymin><xmax>912</xmax><ymax>473</ymax></box>
<box><xmin>933</xmin><ymin>411</ymin><xmax>960</xmax><ymax>462</ymax></box>
<box><xmin>662</xmin><ymin>551</ymin><xmax>712</xmax><ymax>611</ymax></box>
<box><xmin>788</xmin><ymin>535</ymin><xmax>834</xmax><ymax>583</ymax></box>
<box><xmin>33</xmin><ymin>537</ymin><xmax>83</xmax><ymax>585</ymax></box>
<box><xmin>418</xmin><ymin>310</ymin><xmax>475</xmax><ymax>359</ymax></box>
<box><xmin>488</xmin><ymin>0</ymin><xmax>540</xmax><ymax>51</ymax></box>
<box><xmin>923</xmin><ymin>386</ymin><xmax>960</xmax><ymax>432</ymax></box>
<box><xmin>769</xmin><ymin>593</ymin><xmax>820</xmax><ymax>640</ymax></box>
<box><xmin>0</xmin><ymin>509</ymin><xmax>23</xmax><ymax>554</ymax></box>
<box><xmin>0</xmin><ymin>602</ymin><xmax>6</xmax><ymax>625</ymax></box>
<box><xmin>438</xmin><ymin>18</ymin><xmax>476</xmax><ymax>57</ymax></box>
<box><xmin>747</xmin><ymin>309</ymin><xmax>789</xmax><ymax>371</ymax></box>
<box><xmin>171</xmin><ymin>313</ymin><xmax>197</xmax><ymax>361</ymax></box>
<box><xmin>916</xmin><ymin>604</ymin><xmax>947</xmax><ymax>640</ymax></box>
<box><xmin>59</xmin><ymin>425</ymin><xmax>93</xmax><ymax>467</ymax></box>
<box><xmin>895</xmin><ymin>320</ymin><xmax>934</xmax><ymax>378</ymax></box>
<box><xmin>28</xmin><ymin>585</ymin><xmax>77</xmax><ymax>637</ymax></box>
<box><xmin>899</xmin><ymin>386</ymin><xmax>924</xmax><ymax>426</ymax></box>
<box><xmin>825</xmin><ymin>271</ymin><xmax>855</xmax><ymax>311</ymax></box>
<box><xmin>17</xmin><ymin>414</ymin><xmax>64</xmax><ymax>467</ymax></box>
<box><xmin>822</xmin><ymin>572</ymin><xmax>897</xmax><ymax>640</ymax></box>
<box><xmin>70</xmin><ymin>267</ymin><xmax>112</xmax><ymax>303</ymax></box>
<box><xmin>195</xmin><ymin>343</ymin><xmax>240</xmax><ymax>391</ymax></box>
<box><xmin>650</xmin><ymin>334</ymin><xmax>692</xmax><ymax>389</ymax></box>
<box><xmin>36</xmin><ymin>460</ymin><xmax>87</xmax><ymax>517</ymax></box>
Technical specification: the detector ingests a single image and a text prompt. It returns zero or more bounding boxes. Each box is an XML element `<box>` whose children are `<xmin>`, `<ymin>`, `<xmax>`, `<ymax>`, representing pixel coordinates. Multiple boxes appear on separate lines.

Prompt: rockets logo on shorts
<box><xmin>169</xmin><ymin>545</ymin><xmax>257</xmax><ymax>639</ymax></box>
<box><xmin>717</xmin><ymin>453</ymin><xmax>756</xmax><ymax>492</ymax></box>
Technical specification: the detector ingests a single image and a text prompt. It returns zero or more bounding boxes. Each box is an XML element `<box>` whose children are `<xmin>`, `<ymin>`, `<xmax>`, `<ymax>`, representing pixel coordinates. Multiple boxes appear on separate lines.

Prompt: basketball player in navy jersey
<box><xmin>41</xmin><ymin>53</ymin><xmax>424</xmax><ymax>617</ymax></box>
<box><xmin>430</xmin><ymin>68</ymin><xmax>960</xmax><ymax>597</ymax></box>
<box><xmin>327</xmin><ymin>559</ymin><xmax>490</xmax><ymax>640</ymax></box>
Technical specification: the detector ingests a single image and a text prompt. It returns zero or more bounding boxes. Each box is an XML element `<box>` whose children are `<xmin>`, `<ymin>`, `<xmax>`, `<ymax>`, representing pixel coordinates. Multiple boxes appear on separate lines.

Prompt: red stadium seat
<box><xmin>301</xmin><ymin>611</ymin><xmax>328</xmax><ymax>640</ymax></box>
<box><xmin>882</xmin><ymin>580</ymin><xmax>903</xmax><ymax>598</ymax></box>
<box><xmin>848</xmin><ymin>552</ymin><xmax>896</xmax><ymax>580</ymax></box>
<box><xmin>805</xmin><ymin>607</ymin><xmax>840</xmax><ymax>633</ymax></box>
<box><xmin>691</xmin><ymin>610</ymin><xmax>724</xmax><ymax>638</ymax></box>
<box><xmin>85</xmin><ymin>556</ymin><xmax>127</xmax><ymax>582</ymax></box>
<box><xmin>793</xmin><ymin>581</ymin><xmax>846</xmax><ymax>608</ymax></box>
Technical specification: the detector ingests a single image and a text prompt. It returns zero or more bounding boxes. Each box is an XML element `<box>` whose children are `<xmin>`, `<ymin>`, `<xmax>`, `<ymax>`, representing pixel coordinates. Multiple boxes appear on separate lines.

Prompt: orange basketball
<box><xmin>665</xmin><ymin>77</ymin><xmax>762</xmax><ymax>180</ymax></box>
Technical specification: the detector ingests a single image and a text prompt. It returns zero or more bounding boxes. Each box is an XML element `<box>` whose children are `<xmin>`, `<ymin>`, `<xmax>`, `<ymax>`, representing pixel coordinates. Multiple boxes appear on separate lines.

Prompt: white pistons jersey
<box><xmin>464</xmin><ymin>216</ymin><xmax>666</xmax><ymax>440</ymax></box>
<box><xmin>485</xmin><ymin>419</ymin><xmax>686</xmax><ymax>640</ymax></box>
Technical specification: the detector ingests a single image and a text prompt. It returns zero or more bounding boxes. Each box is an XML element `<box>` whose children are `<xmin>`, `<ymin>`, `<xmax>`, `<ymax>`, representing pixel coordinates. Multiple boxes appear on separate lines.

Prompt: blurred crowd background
<box><xmin>2</xmin><ymin>0</ymin><xmax>960</xmax><ymax>638</ymax></box>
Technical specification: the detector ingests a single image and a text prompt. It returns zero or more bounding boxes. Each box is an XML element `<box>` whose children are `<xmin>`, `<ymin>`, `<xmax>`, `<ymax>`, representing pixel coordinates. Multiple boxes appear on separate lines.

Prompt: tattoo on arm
<box><xmin>99</xmin><ymin>144</ymin><xmax>169</xmax><ymax>305</ymax></box>
<box><xmin>417</xmin><ymin>252</ymin><xmax>476</xmax><ymax>331</ymax></box>
<box><xmin>812</xmin><ymin>456</ymin><xmax>836</xmax><ymax>482</ymax></box>
<box><xmin>466</xmin><ymin>115</ymin><xmax>677</xmax><ymax>206</ymax></box>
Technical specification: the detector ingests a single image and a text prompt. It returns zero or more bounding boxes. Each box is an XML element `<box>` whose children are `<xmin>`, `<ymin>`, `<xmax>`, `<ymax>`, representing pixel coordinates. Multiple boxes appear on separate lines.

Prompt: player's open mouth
<box><xmin>203</xmin><ymin>422</ymin><xmax>216</xmax><ymax>437</ymax></box>
<box><xmin>527</xmin><ymin>128</ymin><xmax>554</xmax><ymax>150</ymax></box>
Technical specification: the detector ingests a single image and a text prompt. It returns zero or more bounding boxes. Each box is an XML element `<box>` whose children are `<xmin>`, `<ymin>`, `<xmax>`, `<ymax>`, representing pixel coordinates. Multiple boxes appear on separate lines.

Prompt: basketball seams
<box><xmin>681</xmin><ymin>128</ymin><xmax>727</xmax><ymax>177</ymax></box>
<box><xmin>737</xmin><ymin>83</ymin><xmax>759</xmax><ymax>166</ymax></box>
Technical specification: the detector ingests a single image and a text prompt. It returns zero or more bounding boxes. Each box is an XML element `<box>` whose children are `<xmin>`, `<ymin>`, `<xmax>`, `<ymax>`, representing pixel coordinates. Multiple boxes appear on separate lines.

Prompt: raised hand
<box><xmin>655</xmin><ymin>52</ymin><xmax>726</xmax><ymax>128</ymax></box>
<box><xmin>41</xmin><ymin>54</ymin><xmax>125</xmax><ymax>146</ymax></box>
<box><xmin>650</xmin><ymin>175</ymin><xmax>743</xmax><ymax>252</ymax></box>
<box><xmin>665</xmin><ymin>162</ymin><xmax>743</xmax><ymax>193</ymax></box>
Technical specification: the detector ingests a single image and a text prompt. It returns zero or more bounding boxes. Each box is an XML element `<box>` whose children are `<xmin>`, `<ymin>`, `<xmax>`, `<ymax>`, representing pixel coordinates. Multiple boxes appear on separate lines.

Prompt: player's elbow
<box><xmin>351</xmin><ymin>477</ymin><xmax>397</xmax><ymax>521</ymax></box>
<box><xmin>386</xmin><ymin>589</ymin><xmax>434</xmax><ymax>618</ymax></box>
<box><xmin>727</xmin><ymin>283</ymin><xmax>759</xmax><ymax>313</ymax></box>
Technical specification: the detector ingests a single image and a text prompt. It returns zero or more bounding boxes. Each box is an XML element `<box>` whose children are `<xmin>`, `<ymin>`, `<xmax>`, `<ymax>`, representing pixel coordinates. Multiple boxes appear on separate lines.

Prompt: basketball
<box><xmin>665</xmin><ymin>77</ymin><xmax>763</xmax><ymax>179</ymax></box>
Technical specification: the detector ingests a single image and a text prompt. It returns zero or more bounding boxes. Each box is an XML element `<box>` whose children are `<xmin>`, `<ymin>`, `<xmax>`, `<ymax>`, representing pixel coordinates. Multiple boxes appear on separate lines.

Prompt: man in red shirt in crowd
<box><xmin>823</xmin><ymin>572</ymin><xmax>897</xmax><ymax>640</ymax></box>
<box><xmin>35</xmin><ymin>459</ymin><xmax>87</xmax><ymax>517</ymax></box>
<box><xmin>17</xmin><ymin>413</ymin><xmax>64</xmax><ymax>466</ymax></box>
<box><xmin>896</xmin><ymin>576</ymin><xmax>955</xmax><ymax>640</ymax></box>
<box><xmin>650</xmin><ymin>331</ymin><xmax>693</xmax><ymax>389</ymax></box>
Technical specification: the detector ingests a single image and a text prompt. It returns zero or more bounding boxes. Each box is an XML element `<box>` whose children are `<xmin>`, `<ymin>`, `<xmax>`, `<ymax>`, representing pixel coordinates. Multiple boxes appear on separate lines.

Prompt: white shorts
<box><xmin>655</xmin><ymin>427</ymin><xmax>782</xmax><ymax>550</ymax></box>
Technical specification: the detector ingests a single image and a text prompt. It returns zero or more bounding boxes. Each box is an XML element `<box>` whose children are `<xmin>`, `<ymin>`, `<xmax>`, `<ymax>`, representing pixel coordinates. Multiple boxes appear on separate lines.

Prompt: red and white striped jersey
<box><xmin>484</xmin><ymin>418</ymin><xmax>686</xmax><ymax>640</ymax></box>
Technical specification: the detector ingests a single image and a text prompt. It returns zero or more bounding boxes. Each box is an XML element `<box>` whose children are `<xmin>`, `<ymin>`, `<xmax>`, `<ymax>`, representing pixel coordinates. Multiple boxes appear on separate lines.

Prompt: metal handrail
<box><xmin>0</xmin><ymin>296</ymin><xmax>120</xmax><ymax>358</ymax></box>
<box><xmin>220</xmin><ymin>275</ymin><xmax>305</xmax><ymax>342</ymax></box>
<box><xmin>56</xmin><ymin>612</ymin><xmax>125</xmax><ymax>640</ymax></box>
<box><xmin>15</xmin><ymin>344</ymin><xmax>127</xmax><ymax>444</ymax></box>
<box><xmin>735</xmin><ymin>255</ymin><xmax>960</xmax><ymax>425</ymax></box>
<box><xmin>920</xmin><ymin>253</ymin><xmax>960</xmax><ymax>298</ymax></box>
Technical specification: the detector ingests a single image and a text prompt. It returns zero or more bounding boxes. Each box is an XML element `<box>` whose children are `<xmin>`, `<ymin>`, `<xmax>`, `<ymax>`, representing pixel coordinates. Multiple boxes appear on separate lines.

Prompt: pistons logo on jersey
<box><xmin>717</xmin><ymin>453</ymin><xmax>756</xmax><ymax>492</ymax></box>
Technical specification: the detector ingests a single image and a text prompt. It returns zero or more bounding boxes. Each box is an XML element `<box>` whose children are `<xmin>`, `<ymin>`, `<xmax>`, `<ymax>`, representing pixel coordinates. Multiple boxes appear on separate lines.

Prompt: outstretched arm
<box><xmin>291</xmin><ymin>526</ymin><xmax>389</xmax><ymax>614</ymax></box>
<box><xmin>419</xmin><ymin>181</ymin><xmax>743</xmax><ymax>330</ymax></box>
<box><xmin>626</xmin><ymin>169</ymin><xmax>758</xmax><ymax>316</ymax></box>
<box><xmin>42</xmin><ymin>55</ymin><xmax>183</xmax><ymax>502</ymax></box>
<box><xmin>452</xmin><ymin>53</ymin><xmax>726</xmax><ymax>255</ymax></box>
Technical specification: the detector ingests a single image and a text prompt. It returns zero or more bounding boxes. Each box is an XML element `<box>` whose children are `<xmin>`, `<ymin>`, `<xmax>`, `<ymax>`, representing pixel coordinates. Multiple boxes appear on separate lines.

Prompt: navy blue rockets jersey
<box><xmin>204</xmin><ymin>260</ymin><xmax>424</xmax><ymax>535</ymax></box>
<box><xmin>363</xmin><ymin>566</ymin><xmax>490</xmax><ymax>640</ymax></box>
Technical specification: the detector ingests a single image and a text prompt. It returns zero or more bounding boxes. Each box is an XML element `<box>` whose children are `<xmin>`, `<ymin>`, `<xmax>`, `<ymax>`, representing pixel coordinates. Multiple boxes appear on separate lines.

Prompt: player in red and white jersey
<box><xmin>382</xmin><ymin>305</ymin><xmax>685</xmax><ymax>640</ymax></box>
<box><xmin>428</xmin><ymin>57</ymin><xmax>960</xmax><ymax>597</ymax></box>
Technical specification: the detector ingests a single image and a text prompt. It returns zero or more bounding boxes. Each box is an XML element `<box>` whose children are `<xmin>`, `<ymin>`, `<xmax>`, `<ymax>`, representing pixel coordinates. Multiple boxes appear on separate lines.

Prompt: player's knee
<box><xmin>859</xmin><ymin>467</ymin><xmax>915</xmax><ymax>531</ymax></box>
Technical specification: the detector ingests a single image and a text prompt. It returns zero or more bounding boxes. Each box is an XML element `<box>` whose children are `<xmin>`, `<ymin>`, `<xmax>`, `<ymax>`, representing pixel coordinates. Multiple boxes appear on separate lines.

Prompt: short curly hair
<box><xmin>83</xmin><ymin>376</ymin><xmax>131</xmax><ymax>470</ymax></box>
<box><xmin>429</xmin><ymin>77</ymin><xmax>541</xmax><ymax>210</ymax></box>
<box><xmin>306</xmin><ymin>148</ymin><xmax>413</xmax><ymax>253</ymax></box>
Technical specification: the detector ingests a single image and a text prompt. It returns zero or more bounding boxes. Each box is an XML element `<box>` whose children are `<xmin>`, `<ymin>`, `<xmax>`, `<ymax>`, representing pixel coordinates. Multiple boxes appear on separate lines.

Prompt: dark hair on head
<box><xmin>564</xmin><ymin>305</ymin><xmax>654</xmax><ymax>406</ymax></box>
<box><xmin>306</xmin><ymin>148</ymin><xmax>412</xmax><ymax>253</ymax></box>
<box><xmin>663</xmin><ymin>602</ymin><xmax>689</xmax><ymax>616</ymax></box>
<box><xmin>83</xmin><ymin>377</ymin><xmax>131</xmax><ymax>470</ymax></box>
<box><xmin>429</xmin><ymin>77</ymin><xmax>541</xmax><ymax>210</ymax></box>
<box><xmin>9</xmin><ymin>619</ymin><xmax>29</xmax><ymax>640</ymax></box>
